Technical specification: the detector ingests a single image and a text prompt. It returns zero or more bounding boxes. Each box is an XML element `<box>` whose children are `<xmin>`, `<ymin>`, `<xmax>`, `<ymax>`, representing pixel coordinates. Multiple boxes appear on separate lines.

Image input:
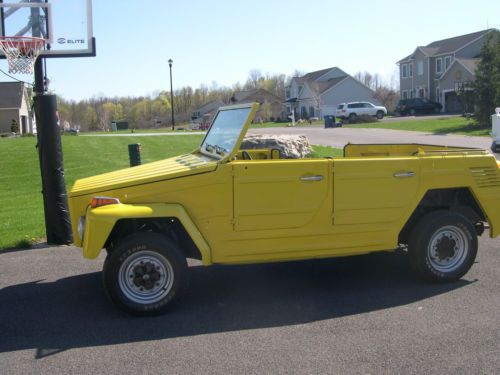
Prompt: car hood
<box><xmin>69</xmin><ymin>153</ymin><xmax>217</xmax><ymax>197</ymax></box>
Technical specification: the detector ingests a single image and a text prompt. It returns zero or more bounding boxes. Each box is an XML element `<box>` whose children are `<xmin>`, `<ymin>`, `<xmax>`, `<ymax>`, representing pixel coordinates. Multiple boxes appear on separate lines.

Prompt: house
<box><xmin>0</xmin><ymin>81</ymin><xmax>35</xmax><ymax>134</ymax></box>
<box><xmin>397</xmin><ymin>29</ymin><xmax>496</xmax><ymax>113</ymax></box>
<box><xmin>230</xmin><ymin>88</ymin><xmax>285</xmax><ymax>121</ymax></box>
<box><xmin>190</xmin><ymin>100</ymin><xmax>225</xmax><ymax>129</ymax></box>
<box><xmin>285</xmin><ymin>67</ymin><xmax>379</xmax><ymax>119</ymax></box>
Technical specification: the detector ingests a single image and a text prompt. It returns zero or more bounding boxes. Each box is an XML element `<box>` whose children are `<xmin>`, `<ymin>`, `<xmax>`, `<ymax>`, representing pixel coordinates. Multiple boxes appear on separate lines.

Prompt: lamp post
<box><xmin>168</xmin><ymin>59</ymin><xmax>174</xmax><ymax>130</ymax></box>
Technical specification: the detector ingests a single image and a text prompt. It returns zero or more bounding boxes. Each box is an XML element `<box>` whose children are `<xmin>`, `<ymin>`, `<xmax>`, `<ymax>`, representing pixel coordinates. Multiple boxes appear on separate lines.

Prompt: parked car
<box><xmin>69</xmin><ymin>102</ymin><xmax>500</xmax><ymax>315</ymax></box>
<box><xmin>336</xmin><ymin>102</ymin><xmax>387</xmax><ymax>121</ymax></box>
<box><xmin>396</xmin><ymin>98</ymin><xmax>442</xmax><ymax>116</ymax></box>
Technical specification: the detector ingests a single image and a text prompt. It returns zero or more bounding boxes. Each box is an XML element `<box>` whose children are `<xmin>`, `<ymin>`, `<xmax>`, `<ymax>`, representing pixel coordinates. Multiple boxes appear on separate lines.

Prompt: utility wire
<box><xmin>0</xmin><ymin>67</ymin><xmax>34</xmax><ymax>86</ymax></box>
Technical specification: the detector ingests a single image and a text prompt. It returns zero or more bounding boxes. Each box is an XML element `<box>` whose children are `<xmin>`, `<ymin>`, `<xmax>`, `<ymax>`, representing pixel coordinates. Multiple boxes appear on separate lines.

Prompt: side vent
<box><xmin>470</xmin><ymin>167</ymin><xmax>500</xmax><ymax>188</ymax></box>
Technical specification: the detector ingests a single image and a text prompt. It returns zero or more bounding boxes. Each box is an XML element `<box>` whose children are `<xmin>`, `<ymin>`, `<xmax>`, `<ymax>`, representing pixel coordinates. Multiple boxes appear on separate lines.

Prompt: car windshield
<box><xmin>200</xmin><ymin>106</ymin><xmax>252</xmax><ymax>159</ymax></box>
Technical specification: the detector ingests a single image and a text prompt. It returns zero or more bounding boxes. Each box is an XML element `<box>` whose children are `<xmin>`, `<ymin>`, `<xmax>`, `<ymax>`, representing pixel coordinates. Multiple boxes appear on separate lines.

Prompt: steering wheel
<box><xmin>241</xmin><ymin>150</ymin><xmax>253</xmax><ymax>160</ymax></box>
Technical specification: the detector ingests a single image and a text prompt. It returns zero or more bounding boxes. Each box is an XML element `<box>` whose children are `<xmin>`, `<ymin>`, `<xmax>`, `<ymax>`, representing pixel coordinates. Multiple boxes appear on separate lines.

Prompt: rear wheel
<box><xmin>409</xmin><ymin>108</ymin><xmax>416</xmax><ymax>116</ymax></box>
<box><xmin>408</xmin><ymin>211</ymin><xmax>477</xmax><ymax>282</ymax></box>
<box><xmin>103</xmin><ymin>232</ymin><xmax>188</xmax><ymax>315</ymax></box>
<box><xmin>376</xmin><ymin>111</ymin><xmax>384</xmax><ymax>119</ymax></box>
<box><xmin>348</xmin><ymin>113</ymin><xmax>357</xmax><ymax>122</ymax></box>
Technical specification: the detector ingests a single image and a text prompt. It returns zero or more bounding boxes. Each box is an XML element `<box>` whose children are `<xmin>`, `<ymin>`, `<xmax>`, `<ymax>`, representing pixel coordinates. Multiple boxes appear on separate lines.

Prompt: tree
<box><xmin>83</xmin><ymin>106</ymin><xmax>97</xmax><ymax>131</ymax></box>
<box><xmin>355</xmin><ymin>71</ymin><xmax>373</xmax><ymax>88</ymax></box>
<box><xmin>474</xmin><ymin>30</ymin><xmax>500</xmax><ymax>126</ymax></box>
<box><xmin>245</xmin><ymin>69</ymin><xmax>263</xmax><ymax>89</ymax></box>
<box><xmin>260</xmin><ymin>100</ymin><xmax>272</xmax><ymax>121</ymax></box>
<box><xmin>354</xmin><ymin>70</ymin><xmax>400</xmax><ymax>111</ymax></box>
<box><xmin>373</xmin><ymin>86</ymin><xmax>399</xmax><ymax>112</ymax></box>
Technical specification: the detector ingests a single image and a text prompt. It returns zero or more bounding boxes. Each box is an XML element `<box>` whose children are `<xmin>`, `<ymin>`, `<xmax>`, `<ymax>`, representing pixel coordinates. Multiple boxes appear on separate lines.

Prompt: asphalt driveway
<box><xmin>1</xmin><ymin>235</ymin><xmax>499</xmax><ymax>374</ymax></box>
<box><xmin>248</xmin><ymin>126</ymin><xmax>493</xmax><ymax>150</ymax></box>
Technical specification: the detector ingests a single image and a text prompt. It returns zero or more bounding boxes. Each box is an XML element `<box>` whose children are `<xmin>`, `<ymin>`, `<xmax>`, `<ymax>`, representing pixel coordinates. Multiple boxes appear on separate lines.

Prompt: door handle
<box><xmin>300</xmin><ymin>175</ymin><xmax>324</xmax><ymax>181</ymax></box>
<box><xmin>393</xmin><ymin>171</ymin><xmax>415</xmax><ymax>178</ymax></box>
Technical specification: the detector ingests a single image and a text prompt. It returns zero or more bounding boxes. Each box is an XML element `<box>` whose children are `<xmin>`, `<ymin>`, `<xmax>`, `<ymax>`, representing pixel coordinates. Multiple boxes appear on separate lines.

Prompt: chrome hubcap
<box><xmin>118</xmin><ymin>251</ymin><xmax>174</xmax><ymax>304</ymax></box>
<box><xmin>428</xmin><ymin>226</ymin><xmax>468</xmax><ymax>272</ymax></box>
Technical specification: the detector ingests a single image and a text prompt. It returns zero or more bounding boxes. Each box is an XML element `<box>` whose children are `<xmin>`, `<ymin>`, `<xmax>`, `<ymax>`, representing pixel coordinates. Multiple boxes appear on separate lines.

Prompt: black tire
<box><xmin>409</xmin><ymin>108</ymin><xmax>416</xmax><ymax>116</ymax></box>
<box><xmin>408</xmin><ymin>211</ymin><xmax>477</xmax><ymax>282</ymax></box>
<box><xmin>103</xmin><ymin>232</ymin><xmax>188</xmax><ymax>316</ymax></box>
<box><xmin>376</xmin><ymin>111</ymin><xmax>384</xmax><ymax>119</ymax></box>
<box><xmin>434</xmin><ymin>106</ymin><xmax>441</xmax><ymax>114</ymax></box>
<box><xmin>348</xmin><ymin>113</ymin><xmax>357</xmax><ymax>123</ymax></box>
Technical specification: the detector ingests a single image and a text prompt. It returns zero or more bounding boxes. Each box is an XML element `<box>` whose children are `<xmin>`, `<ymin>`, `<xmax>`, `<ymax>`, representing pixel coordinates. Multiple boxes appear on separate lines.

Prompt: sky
<box><xmin>1</xmin><ymin>0</ymin><xmax>498</xmax><ymax>100</ymax></box>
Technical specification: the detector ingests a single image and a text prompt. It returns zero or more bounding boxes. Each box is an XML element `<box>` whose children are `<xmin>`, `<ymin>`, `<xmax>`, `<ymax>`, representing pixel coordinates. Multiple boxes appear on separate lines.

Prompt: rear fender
<box><xmin>82</xmin><ymin>203</ymin><xmax>211</xmax><ymax>264</ymax></box>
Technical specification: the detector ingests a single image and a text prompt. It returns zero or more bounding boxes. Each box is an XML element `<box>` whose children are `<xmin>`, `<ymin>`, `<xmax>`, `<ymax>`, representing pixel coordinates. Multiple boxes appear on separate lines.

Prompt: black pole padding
<box><xmin>34</xmin><ymin>58</ymin><xmax>45</xmax><ymax>94</ymax></box>
<box><xmin>128</xmin><ymin>143</ymin><xmax>142</xmax><ymax>167</ymax></box>
<box><xmin>35</xmin><ymin>94</ymin><xmax>73</xmax><ymax>245</ymax></box>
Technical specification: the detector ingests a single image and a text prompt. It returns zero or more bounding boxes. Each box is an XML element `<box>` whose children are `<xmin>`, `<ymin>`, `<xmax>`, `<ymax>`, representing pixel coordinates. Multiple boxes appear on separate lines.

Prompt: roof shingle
<box><xmin>398</xmin><ymin>29</ymin><xmax>494</xmax><ymax>63</ymax></box>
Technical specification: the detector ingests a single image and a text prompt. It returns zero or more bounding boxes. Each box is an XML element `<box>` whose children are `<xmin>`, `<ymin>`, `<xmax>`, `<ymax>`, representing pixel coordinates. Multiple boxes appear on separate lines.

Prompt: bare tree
<box><xmin>244</xmin><ymin>69</ymin><xmax>263</xmax><ymax>90</ymax></box>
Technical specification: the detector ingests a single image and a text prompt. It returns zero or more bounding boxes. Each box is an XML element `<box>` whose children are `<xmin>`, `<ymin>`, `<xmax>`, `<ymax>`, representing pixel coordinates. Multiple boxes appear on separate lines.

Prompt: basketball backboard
<box><xmin>0</xmin><ymin>0</ymin><xmax>95</xmax><ymax>58</ymax></box>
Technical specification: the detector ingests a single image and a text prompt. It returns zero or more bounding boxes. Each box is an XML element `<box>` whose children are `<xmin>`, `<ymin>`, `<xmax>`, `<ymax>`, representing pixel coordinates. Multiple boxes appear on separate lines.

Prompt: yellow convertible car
<box><xmin>69</xmin><ymin>103</ymin><xmax>500</xmax><ymax>315</ymax></box>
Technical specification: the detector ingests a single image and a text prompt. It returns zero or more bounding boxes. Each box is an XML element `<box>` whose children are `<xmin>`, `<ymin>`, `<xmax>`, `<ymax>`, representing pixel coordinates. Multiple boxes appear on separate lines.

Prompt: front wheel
<box><xmin>409</xmin><ymin>108</ymin><xmax>416</xmax><ymax>116</ymax></box>
<box><xmin>376</xmin><ymin>111</ymin><xmax>384</xmax><ymax>119</ymax></box>
<box><xmin>103</xmin><ymin>232</ymin><xmax>188</xmax><ymax>315</ymax></box>
<box><xmin>408</xmin><ymin>211</ymin><xmax>477</xmax><ymax>282</ymax></box>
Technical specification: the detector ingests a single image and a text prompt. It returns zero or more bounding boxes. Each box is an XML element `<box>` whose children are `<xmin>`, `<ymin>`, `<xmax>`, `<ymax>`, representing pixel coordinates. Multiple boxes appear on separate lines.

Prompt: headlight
<box><xmin>78</xmin><ymin>216</ymin><xmax>86</xmax><ymax>240</ymax></box>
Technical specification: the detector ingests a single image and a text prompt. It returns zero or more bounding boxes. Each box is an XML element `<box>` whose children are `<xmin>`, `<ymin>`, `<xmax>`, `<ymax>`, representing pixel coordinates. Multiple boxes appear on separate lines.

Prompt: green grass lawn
<box><xmin>0</xmin><ymin>135</ymin><xmax>339</xmax><ymax>250</ymax></box>
<box><xmin>348</xmin><ymin>116</ymin><xmax>491</xmax><ymax>136</ymax></box>
<box><xmin>0</xmin><ymin>134</ymin><xmax>203</xmax><ymax>250</ymax></box>
<box><xmin>309</xmin><ymin>145</ymin><xmax>343</xmax><ymax>158</ymax></box>
<box><xmin>85</xmin><ymin>123</ymin><xmax>197</xmax><ymax>135</ymax></box>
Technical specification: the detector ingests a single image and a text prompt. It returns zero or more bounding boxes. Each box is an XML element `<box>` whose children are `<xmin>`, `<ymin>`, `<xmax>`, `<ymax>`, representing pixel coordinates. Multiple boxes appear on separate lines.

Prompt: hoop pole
<box><xmin>34</xmin><ymin>58</ymin><xmax>73</xmax><ymax>244</ymax></box>
<box><xmin>34</xmin><ymin>94</ymin><xmax>73</xmax><ymax>245</ymax></box>
<box><xmin>34</xmin><ymin>58</ymin><xmax>44</xmax><ymax>94</ymax></box>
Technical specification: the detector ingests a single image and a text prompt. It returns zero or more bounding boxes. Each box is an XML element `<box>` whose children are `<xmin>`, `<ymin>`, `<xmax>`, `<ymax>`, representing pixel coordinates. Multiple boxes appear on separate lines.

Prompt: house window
<box><xmin>285</xmin><ymin>88</ymin><xmax>291</xmax><ymax>99</ymax></box>
<box><xmin>409</xmin><ymin>63</ymin><xmax>413</xmax><ymax>78</ymax></box>
<box><xmin>444</xmin><ymin>56</ymin><xmax>452</xmax><ymax>71</ymax></box>
<box><xmin>402</xmin><ymin>90</ymin><xmax>408</xmax><ymax>99</ymax></box>
<box><xmin>436</xmin><ymin>58</ymin><xmax>443</xmax><ymax>74</ymax></box>
<box><xmin>417</xmin><ymin>61</ymin><xmax>424</xmax><ymax>76</ymax></box>
<box><xmin>418</xmin><ymin>87</ymin><xmax>426</xmax><ymax>98</ymax></box>
<box><xmin>455</xmin><ymin>81</ymin><xmax>464</xmax><ymax>92</ymax></box>
<box><xmin>410</xmin><ymin>90</ymin><xmax>414</xmax><ymax>99</ymax></box>
<box><xmin>309</xmin><ymin>106</ymin><xmax>315</xmax><ymax>118</ymax></box>
<box><xmin>402</xmin><ymin>64</ymin><xmax>408</xmax><ymax>78</ymax></box>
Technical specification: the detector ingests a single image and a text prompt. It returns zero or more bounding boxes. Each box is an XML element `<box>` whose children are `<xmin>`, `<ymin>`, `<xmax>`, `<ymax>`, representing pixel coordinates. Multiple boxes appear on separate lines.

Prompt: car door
<box><xmin>333</xmin><ymin>157</ymin><xmax>420</xmax><ymax>226</ymax></box>
<box><xmin>362</xmin><ymin>102</ymin><xmax>374</xmax><ymax>116</ymax></box>
<box><xmin>232</xmin><ymin>159</ymin><xmax>330</xmax><ymax>232</ymax></box>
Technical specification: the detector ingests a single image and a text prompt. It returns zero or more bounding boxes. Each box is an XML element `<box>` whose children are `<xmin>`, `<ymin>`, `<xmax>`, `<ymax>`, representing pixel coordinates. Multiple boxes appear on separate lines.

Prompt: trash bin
<box><xmin>324</xmin><ymin>115</ymin><xmax>335</xmax><ymax>128</ymax></box>
<box><xmin>492</xmin><ymin>141</ymin><xmax>500</xmax><ymax>154</ymax></box>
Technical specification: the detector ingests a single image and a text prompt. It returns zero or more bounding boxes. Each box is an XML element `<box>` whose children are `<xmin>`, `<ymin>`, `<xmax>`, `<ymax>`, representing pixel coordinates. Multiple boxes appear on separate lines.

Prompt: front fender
<box><xmin>82</xmin><ymin>203</ymin><xmax>211</xmax><ymax>264</ymax></box>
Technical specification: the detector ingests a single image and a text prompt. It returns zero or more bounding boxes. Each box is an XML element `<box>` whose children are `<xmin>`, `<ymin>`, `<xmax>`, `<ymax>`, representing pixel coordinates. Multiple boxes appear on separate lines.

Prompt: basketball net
<box><xmin>0</xmin><ymin>36</ymin><xmax>46</xmax><ymax>74</ymax></box>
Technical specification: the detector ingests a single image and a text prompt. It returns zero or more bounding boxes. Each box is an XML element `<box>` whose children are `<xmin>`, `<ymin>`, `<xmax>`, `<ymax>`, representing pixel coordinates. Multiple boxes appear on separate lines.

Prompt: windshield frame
<box><xmin>199</xmin><ymin>102</ymin><xmax>258</xmax><ymax>162</ymax></box>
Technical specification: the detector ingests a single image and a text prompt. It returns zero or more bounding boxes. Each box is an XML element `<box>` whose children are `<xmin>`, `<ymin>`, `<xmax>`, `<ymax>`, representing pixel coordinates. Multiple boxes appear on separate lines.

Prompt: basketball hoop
<box><xmin>0</xmin><ymin>36</ymin><xmax>46</xmax><ymax>74</ymax></box>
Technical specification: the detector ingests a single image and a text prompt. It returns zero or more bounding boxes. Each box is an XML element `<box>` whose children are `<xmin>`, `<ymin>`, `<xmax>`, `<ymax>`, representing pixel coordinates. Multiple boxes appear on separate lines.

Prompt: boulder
<box><xmin>241</xmin><ymin>134</ymin><xmax>312</xmax><ymax>159</ymax></box>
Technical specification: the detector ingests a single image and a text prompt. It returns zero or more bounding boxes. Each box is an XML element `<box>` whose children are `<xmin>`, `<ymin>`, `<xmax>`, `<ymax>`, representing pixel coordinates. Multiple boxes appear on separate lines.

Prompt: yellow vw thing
<box><xmin>69</xmin><ymin>103</ymin><xmax>500</xmax><ymax>315</ymax></box>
